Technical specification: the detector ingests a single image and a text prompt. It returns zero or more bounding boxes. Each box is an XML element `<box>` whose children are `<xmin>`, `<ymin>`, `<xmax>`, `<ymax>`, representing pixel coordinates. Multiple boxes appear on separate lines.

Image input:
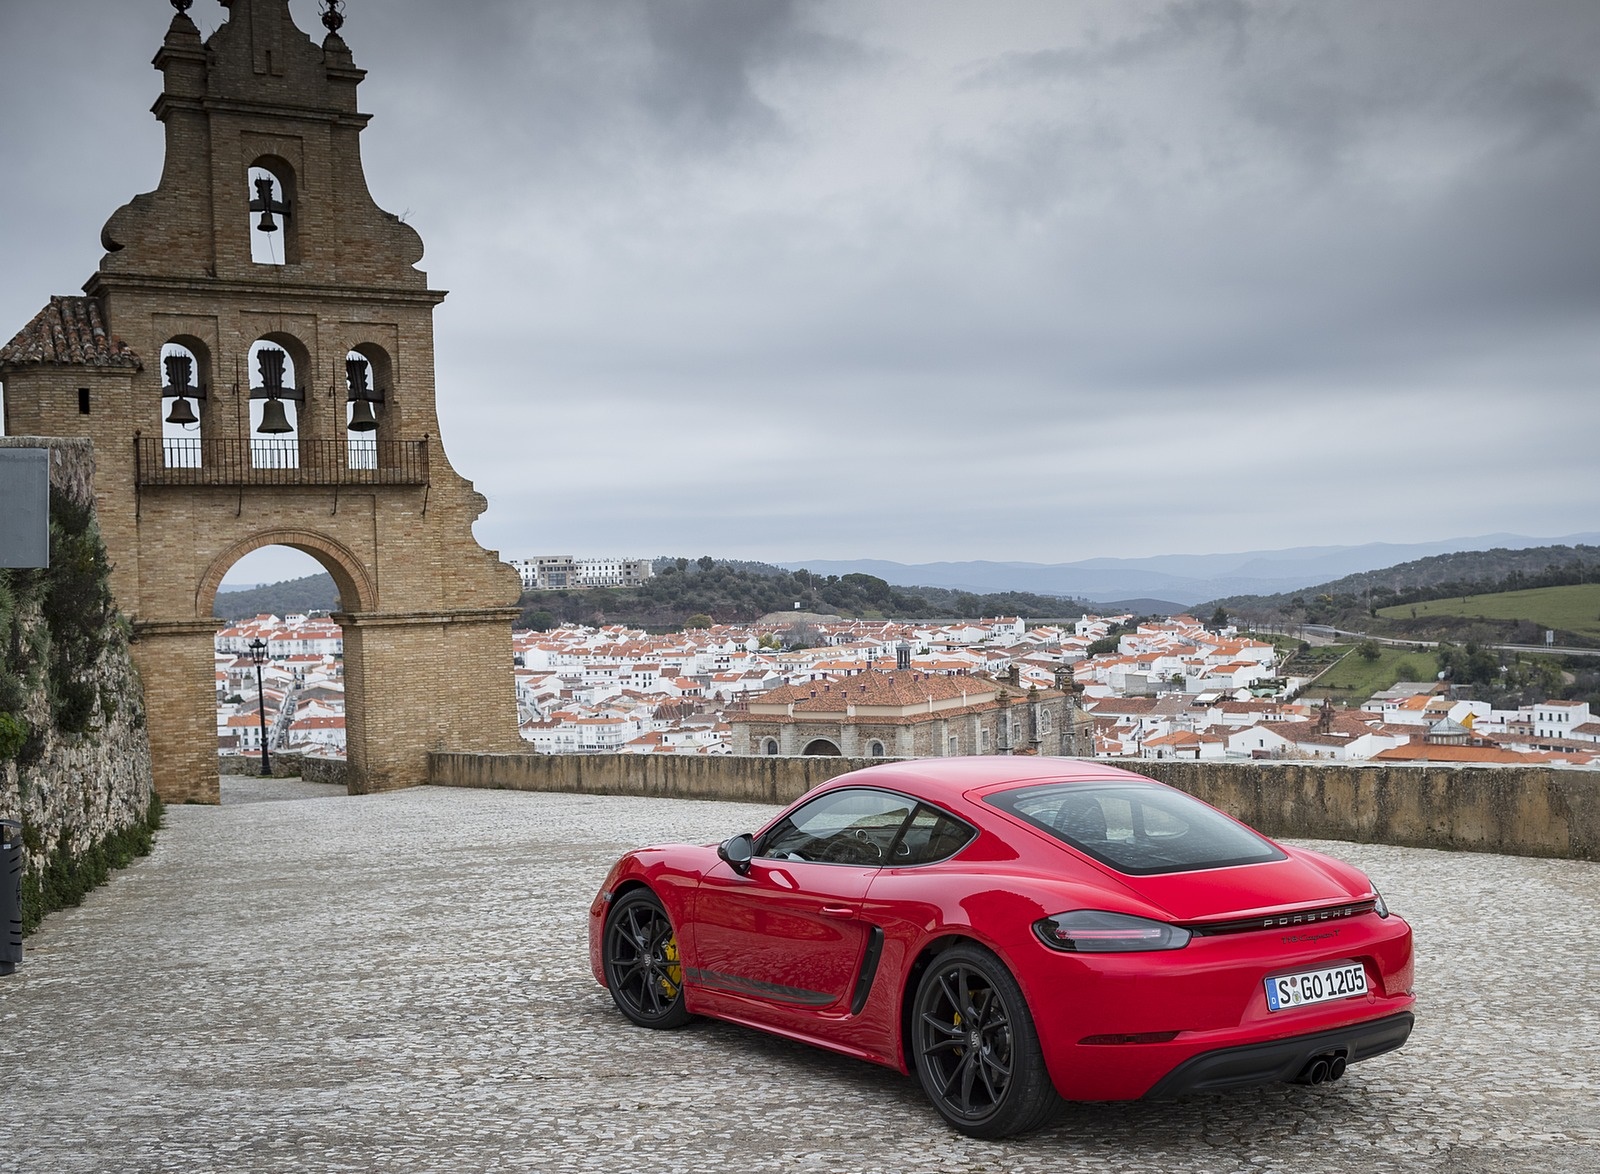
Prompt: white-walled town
<box><xmin>215</xmin><ymin>611</ymin><xmax>1600</xmax><ymax>769</ymax></box>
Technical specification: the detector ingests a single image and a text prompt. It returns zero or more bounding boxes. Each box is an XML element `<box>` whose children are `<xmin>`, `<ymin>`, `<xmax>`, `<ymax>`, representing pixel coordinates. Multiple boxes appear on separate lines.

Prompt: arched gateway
<box><xmin>0</xmin><ymin>1</ymin><xmax>522</xmax><ymax>801</ymax></box>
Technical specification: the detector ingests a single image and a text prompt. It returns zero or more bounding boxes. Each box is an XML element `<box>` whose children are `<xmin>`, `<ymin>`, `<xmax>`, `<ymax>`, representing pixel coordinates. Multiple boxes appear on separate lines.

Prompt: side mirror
<box><xmin>718</xmin><ymin>833</ymin><xmax>755</xmax><ymax>876</ymax></box>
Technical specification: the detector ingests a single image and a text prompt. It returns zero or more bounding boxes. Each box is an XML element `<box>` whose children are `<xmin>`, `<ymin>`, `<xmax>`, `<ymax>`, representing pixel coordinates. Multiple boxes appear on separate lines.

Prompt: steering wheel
<box><xmin>819</xmin><ymin>835</ymin><xmax>879</xmax><ymax>864</ymax></box>
<box><xmin>853</xmin><ymin>829</ymin><xmax>885</xmax><ymax>861</ymax></box>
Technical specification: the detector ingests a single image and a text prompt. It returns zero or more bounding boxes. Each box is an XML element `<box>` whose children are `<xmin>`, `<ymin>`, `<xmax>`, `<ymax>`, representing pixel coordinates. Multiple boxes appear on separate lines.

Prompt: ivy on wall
<box><xmin>0</xmin><ymin>487</ymin><xmax>125</xmax><ymax>768</ymax></box>
<box><xmin>2</xmin><ymin>483</ymin><xmax>156</xmax><ymax>932</ymax></box>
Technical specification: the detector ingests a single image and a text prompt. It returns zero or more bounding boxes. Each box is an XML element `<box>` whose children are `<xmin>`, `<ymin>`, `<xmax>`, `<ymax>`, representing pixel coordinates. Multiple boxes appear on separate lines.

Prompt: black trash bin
<box><xmin>1</xmin><ymin>819</ymin><xmax>21</xmax><ymax>976</ymax></box>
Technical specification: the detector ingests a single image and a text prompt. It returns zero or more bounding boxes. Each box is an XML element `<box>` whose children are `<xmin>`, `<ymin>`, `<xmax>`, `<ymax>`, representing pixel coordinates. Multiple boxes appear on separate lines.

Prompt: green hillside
<box><xmin>518</xmin><ymin>560</ymin><xmax>1087</xmax><ymax>630</ymax></box>
<box><xmin>214</xmin><ymin>573</ymin><xmax>339</xmax><ymax>620</ymax></box>
<box><xmin>207</xmin><ymin>561</ymin><xmax>1088</xmax><ymax>629</ymax></box>
<box><xmin>1377</xmin><ymin>583</ymin><xmax>1600</xmax><ymax>640</ymax></box>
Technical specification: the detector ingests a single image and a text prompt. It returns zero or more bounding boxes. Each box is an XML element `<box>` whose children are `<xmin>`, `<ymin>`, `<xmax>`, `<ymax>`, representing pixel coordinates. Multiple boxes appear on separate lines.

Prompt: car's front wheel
<box><xmin>910</xmin><ymin>942</ymin><xmax>1060</xmax><ymax>1137</ymax></box>
<box><xmin>602</xmin><ymin>888</ymin><xmax>690</xmax><ymax>1029</ymax></box>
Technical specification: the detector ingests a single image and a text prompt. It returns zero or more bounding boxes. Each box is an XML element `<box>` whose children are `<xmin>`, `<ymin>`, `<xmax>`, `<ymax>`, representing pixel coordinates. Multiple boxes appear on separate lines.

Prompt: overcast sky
<box><xmin>2</xmin><ymin>1</ymin><xmax>1597</xmax><ymax>585</ymax></box>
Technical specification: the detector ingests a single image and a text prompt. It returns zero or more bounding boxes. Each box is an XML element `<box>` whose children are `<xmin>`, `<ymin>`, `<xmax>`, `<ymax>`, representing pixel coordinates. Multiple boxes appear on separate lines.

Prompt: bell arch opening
<box><xmin>247</xmin><ymin>335</ymin><xmax>308</xmax><ymax>468</ymax></box>
<box><xmin>159</xmin><ymin>337</ymin><xmax>211</xmax><ymax>465</ymax></box>
<box><xmin>343</xmin><ymin>342</ymin><xmax>393</xmax><ymax>467</ymax></box>
<box><xmin>247</xmin><ymin>158</ymin><xmax>298</xmax><ymax>266</ymax></box>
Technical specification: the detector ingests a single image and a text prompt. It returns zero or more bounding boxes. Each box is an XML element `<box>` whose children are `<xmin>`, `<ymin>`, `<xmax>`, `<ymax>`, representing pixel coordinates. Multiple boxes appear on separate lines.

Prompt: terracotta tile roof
<box><xmin>758</xmin><ymin>668</ymin><xmax>1000</xmax><ymax>711</ymax></box>
<box><xmin>1260</xmin><ymin>715</ymin><xmax>1381</xmax><ymax>747</ymax></box>
<box><xmin>743</xmin><ymin>700</ymin><xmax>1012</xmax><ymax>728</ymax></box>
<box><xmin>1</xmin><ymin>296</ymin><xmax>142</xmax><ymax>370</ymax></box>
<box><xmin>1083</xmin><ymin>697</ymin><xmax>1157</xmax><ymax>715</ymax></box>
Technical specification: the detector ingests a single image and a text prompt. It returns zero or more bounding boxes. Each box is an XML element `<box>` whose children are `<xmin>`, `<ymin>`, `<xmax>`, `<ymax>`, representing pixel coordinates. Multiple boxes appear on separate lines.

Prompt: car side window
<box><xmin>760</xmin><ymin>788</ymin><xmax>916</xmax><ymax>866</ymax></box>
<box><xmin>890</xmin><ymin>804</ymin><xmax>976</xmax><ymax>866</ymax></box>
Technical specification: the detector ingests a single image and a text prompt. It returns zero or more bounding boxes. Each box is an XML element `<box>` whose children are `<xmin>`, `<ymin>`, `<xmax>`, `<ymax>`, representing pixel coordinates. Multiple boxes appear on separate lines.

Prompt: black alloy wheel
<box><xmin>911</xmin><ymin>942</ymin><xmax>1060</xmax><ymax>1137</ymax></box>
<box><xmin>602</xmin><ymin>889</ymin><xmax>691</xmax><ymax>1029</ymax></box>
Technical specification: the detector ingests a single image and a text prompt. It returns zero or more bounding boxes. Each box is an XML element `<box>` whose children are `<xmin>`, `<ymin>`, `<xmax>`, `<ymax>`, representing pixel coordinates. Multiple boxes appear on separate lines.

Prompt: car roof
<box><xmin>814</xmin><ymin>756</ymin><xmax>1158</xmax><ymax>808</ymax></box>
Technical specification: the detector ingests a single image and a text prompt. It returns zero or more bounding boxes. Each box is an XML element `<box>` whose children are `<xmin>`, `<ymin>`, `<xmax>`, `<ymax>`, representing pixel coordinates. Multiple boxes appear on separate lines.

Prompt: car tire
<box><xmin>910</xmin><ymin>941</ymin><xmax>1061</xmax><ymax>1138</ymax></box>
<box><xmin>602</xmin><ymin>888</ymin><xmax>691</xmax><ymax>1030</ymax></box>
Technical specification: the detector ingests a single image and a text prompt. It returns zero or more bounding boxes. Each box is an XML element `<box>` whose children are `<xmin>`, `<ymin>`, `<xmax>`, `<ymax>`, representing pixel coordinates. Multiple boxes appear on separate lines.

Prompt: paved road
<box><xmin>3</xmin><ymin>779</ymin><xmax>1598</xmax><ymax>1173</ymax></box>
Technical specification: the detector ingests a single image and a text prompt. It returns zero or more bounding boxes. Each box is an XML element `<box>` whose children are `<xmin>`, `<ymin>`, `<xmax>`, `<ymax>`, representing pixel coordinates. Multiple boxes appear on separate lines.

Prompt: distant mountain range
<box><xmin>788</xmin><ymin>533</ymin><xmax>1600</xmax><ymax>606</ymax></box>
<box><xmin>215</xmin><ymin>532</ymin><xmax>1600</xmax><ymax>621</ymax></box>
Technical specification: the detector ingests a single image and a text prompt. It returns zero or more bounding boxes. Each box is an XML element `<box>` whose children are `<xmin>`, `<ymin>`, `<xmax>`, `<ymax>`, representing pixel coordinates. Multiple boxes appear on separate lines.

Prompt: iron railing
<box><xmin>135</xmin><ymin>437</ymin><xmax>429</xmax><ymax>487</ymax></box>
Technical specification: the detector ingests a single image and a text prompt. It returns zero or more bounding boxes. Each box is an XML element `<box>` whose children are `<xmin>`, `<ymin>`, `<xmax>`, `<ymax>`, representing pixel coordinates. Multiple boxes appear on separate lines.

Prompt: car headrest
<box><xmin>1054</xmin><ymin>795</ymin><xmax>1108</xmax><ymax>844</ymax></box>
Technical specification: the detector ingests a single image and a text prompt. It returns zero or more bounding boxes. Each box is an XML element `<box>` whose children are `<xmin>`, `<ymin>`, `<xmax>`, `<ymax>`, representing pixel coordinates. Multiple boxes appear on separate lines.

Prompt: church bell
<box><xmin>347</xmin><ymin>398</ymin><xmax>378</xmax><ymax>432</ymax></box>
<box><xmin>345</xmin><ymin>354</ymin><xmax>379</xmax><ymax>432</ymax></box>
<box><xmin>257</xmin><ymin>398</ymin><xmax>293</xmax><ymax>434</ymax></box>
<box><xmin>164</xmin><ymin>396</ymin><xmax>199</xmax><ymax>428</ymax></box>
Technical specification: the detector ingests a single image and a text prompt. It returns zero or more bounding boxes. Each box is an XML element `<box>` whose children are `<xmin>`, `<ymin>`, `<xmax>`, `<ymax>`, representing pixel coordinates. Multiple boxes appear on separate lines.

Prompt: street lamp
<box><xmin>248</xmin><ymin>637</ymin><xmax>272</xmax><ymax>776</ymax></box>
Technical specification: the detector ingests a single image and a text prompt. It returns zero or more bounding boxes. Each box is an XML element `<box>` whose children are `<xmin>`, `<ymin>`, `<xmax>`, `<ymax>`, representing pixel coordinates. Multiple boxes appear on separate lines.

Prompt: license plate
<box><xmin>1264</xmin><ymin>963</ymin><xmax>1366</xmax><ymax>1012</ymax></box>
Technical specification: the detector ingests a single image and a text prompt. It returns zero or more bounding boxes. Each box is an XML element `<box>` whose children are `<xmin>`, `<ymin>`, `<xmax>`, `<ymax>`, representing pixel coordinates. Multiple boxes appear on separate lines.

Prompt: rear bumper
<box><xmin>1143</xmin><ymin>1011</ymin><xmax>1414</xmax><ymax>1099</ymax></box>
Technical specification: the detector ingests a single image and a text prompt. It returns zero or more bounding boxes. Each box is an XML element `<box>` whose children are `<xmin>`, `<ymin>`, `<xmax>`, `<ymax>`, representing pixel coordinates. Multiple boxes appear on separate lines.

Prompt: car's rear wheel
<box><xmin>911</xmin><ymin>942</ymin><xmax>1060</xmax><ymax>1137</ymax></box>
<box><xmin>602</xmin><ymin>888</ymin><xmax>690</xmax><ymax>1029</ymax></box>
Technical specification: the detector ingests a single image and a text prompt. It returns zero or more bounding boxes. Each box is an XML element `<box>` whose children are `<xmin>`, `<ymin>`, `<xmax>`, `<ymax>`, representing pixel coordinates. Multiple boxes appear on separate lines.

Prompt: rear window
<box><xmin>985</xmin><ymin>782</ymin><xmax>1285</xmax><ymax>876</ymax></box>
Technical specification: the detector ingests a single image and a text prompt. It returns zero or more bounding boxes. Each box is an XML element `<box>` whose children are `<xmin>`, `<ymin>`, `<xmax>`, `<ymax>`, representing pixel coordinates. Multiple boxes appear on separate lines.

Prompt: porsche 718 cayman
<box><xmin>589</xmin><ymin>759</ymin><xmax>1414</xmax><ymax>1137</ymax></box>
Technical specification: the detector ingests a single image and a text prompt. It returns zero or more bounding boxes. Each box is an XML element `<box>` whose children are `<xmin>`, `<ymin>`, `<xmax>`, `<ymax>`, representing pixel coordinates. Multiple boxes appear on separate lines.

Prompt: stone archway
<box><xmin>802</xmin><ymin>738</ymin><xmax>843</xmax><ymax>757</ymax></box>
<box><xmin>199</xmin><ymin>533</ymin><xmax>381</xmax><ymax>790</ymax></box>
<box><xmin>197</xmin><ymin>529</ymin><xmax>378</xmax><ymax>619</ymax></box>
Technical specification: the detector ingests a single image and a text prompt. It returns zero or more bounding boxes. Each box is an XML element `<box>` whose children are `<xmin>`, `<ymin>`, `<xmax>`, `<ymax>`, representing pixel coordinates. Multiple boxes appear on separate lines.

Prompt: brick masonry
<box><xmin>0</xmin><ymin>2</ymin><xmax>521</xmax><ymax>800</ymax></box>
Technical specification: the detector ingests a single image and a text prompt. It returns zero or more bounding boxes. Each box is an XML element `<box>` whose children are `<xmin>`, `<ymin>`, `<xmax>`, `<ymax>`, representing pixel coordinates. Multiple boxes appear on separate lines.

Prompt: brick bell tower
<box><xmin>0</xmin><ymin>0</ymin><xmax>523</xmax><ymax>801</ymax></box>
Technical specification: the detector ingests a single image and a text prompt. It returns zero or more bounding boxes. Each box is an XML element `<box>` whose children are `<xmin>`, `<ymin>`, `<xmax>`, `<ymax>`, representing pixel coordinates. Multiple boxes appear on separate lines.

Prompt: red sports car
<box><xmin>588</xmin><ymin>758</ymin><xmax>1414</xmax><ymax>1137</ymax></box>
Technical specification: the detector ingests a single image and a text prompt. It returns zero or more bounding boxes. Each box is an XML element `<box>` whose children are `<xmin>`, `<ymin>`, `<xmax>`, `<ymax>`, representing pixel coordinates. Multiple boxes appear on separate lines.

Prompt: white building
<box><xmin>1534</xmin><ymin>700</ymin><xmax>1592</xmax><ymax>741</ymax></box>
<box><xmin>510</xmin><ymin>557</ymin><xmax>655</xmax><ymax>590</ymax></box>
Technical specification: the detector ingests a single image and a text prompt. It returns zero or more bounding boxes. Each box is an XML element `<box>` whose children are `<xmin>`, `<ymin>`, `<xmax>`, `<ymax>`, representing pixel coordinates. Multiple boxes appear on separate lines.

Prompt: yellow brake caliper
<box><xmin>660</xmin><ymin>935</ymin><xmax>682</xmax><ymax>999</ymax></box>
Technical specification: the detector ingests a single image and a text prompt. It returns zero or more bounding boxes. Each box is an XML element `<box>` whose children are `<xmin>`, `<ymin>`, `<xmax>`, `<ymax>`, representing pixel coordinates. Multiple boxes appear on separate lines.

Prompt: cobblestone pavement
<box><xmin>3</xmin><ymin>778</ymin><xmax>1598</xmax><ymax>1173</ymax></box>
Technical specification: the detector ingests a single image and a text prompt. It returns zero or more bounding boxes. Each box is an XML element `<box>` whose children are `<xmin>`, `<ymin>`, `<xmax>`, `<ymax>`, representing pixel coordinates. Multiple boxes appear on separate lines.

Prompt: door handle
<box><xmin>820</xmin><ymin>904</ymin><xmax>855</xmax><ymax>918</ymax></box>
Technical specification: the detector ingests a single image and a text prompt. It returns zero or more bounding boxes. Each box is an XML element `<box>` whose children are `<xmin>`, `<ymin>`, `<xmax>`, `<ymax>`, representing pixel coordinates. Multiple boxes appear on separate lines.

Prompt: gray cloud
<box><xmin>2</xmin><ymin>0</ymin><xmax>1598</xmax><ymax>583</ymax></box>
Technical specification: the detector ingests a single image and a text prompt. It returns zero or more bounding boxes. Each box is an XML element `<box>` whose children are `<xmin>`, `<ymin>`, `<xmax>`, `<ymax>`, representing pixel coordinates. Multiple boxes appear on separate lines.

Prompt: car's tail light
<box><xmin>1373</xmin><ymin>886</ymin><xmax>1390</xmax><ymax>919</ymax></box>
<box><xmin>1034</xmin><ymin>910</ymin><xmax>1192</xmax><ymax>953</ymax></box>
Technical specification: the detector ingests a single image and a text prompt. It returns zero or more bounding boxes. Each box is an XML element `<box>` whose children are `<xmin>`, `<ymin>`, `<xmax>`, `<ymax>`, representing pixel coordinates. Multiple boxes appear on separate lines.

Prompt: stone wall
<box><xmin>217</xmin><ymin>751</ymin><xmax>347</xmax><ymax>787</ymax></box>
<box><xmin>1107</xmin><ymin>758</ymin><xmax>1600</xmax><ymax>861</ymax></box>
<box><xmin>0</xmin><ymin>438</ymin><xmax>157</xmax><ymax>931</ymax></box>
<box><xmin>429</xmin><ymin>751</ymin><xmax>1600</xmax><ymax>862</ymax></box>
<box><xmin>430</xmin><ymin>751</ymin><xmax>873</xmax><ymax>808</ymax></box>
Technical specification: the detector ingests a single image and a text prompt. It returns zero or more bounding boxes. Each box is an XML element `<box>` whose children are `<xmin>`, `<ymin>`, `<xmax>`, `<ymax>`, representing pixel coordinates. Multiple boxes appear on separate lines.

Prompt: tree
<box><xmin>1436</xmin><ymin>642</ymin><xmax>1499</xmax><ymax>686</ymax></box>
<box><xmin>1357</xmin><ymin>639</ymin><xmax>1382</xmax><ymax>662</ymax></box>
<box><xmin>784</xmin><ymin>621</ymin><xmax>819</xmax><ymax>649</ymax></box>
<box><xmin>696</xmin><ymin>555</ymin><xmax>715</xmax><ymax>572</ymax></box>
<box><xmin>684</xmin><ymin>613</ymin><xmax>713</xmax><ymax>629</ymax></box>
<box><xmin>1210</xmin><ymin>606</ymin><xmax>1228</xmax><ymax>630</ymax></box>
